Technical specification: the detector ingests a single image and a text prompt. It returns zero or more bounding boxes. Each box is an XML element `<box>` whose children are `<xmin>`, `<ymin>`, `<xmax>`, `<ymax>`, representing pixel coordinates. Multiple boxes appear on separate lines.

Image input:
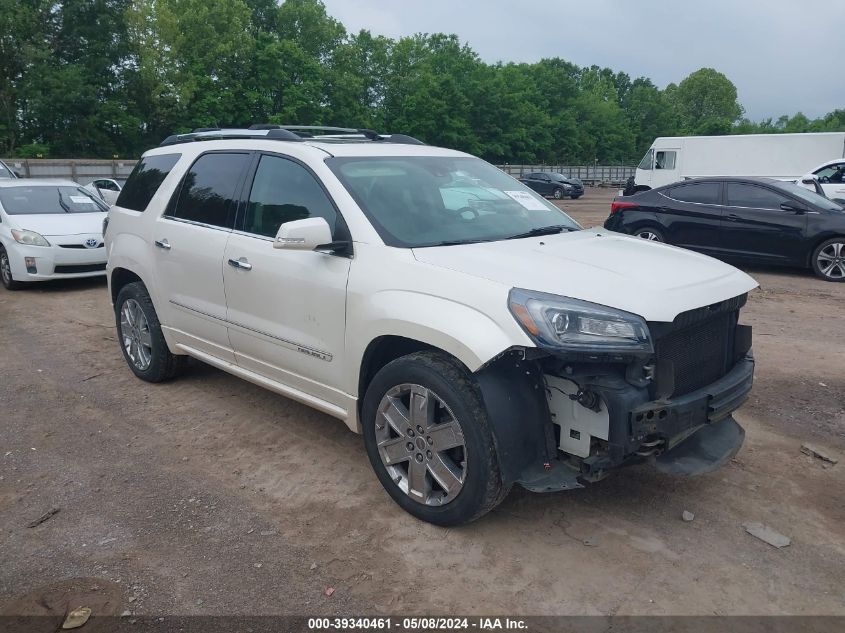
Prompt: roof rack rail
<box><xmin>159</xmin><ymin>125</ymin><xmax>425</xmax><ymax>147</ymax></box>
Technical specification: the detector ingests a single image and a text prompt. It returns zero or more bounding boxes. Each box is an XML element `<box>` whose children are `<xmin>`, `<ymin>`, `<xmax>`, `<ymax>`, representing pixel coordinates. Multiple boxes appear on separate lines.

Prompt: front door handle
<box><xmin>228</xmin><ymin>257</ymin><xmax>252</xmax><ymax>271</ymax></box>
<box><xmin>725</xmin><ymin>214</ymin><xmax>740</xmax><ymax>222</ymax></box>
<box><xmin>154</xmin><ymin>238</ymin><xmax>171</xmax><ymax>250</ymax></box>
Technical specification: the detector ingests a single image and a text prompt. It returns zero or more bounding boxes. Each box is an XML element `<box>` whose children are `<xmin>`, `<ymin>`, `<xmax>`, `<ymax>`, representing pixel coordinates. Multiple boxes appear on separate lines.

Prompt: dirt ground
<box><xmin>1</xmin><ymin>187</ymin><xmax>843</xmax><ymax>621</ymax></box>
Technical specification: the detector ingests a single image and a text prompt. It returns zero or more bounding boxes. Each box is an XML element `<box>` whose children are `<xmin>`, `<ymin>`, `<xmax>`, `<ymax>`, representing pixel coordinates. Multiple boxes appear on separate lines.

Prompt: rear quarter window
<box><xmin>116</xmin><ymin>153</ymin><xmax>181</xmax><ymax>211</ymax></box>
<box><xmin>668</xmin><ymin>182</ymin><xmax>720</xmax><ymax>205</ymax></box>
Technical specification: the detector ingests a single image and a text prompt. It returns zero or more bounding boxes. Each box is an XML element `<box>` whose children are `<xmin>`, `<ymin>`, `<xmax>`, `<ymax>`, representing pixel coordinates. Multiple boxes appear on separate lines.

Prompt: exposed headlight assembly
<box><xmin>11</xmin><ymin>229</ymin><xmax>50</xmax><ymax>247</ymax></box>
<box><xmin>508</xmin><ymin>288</ymin><xmax>653</xmax><ymax>354</ymax></box>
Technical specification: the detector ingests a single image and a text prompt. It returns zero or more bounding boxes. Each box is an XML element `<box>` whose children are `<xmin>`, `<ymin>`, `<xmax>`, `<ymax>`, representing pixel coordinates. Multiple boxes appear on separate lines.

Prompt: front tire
<box><xmin>362</xmin><ymin>351</ymin><xmax>508</xmax><ymax>526</ymax></box>
<box><xmin>115</xmin><ymin>282</ymin><xmax>185</xmax><ymax>381</ymax></box>
<box><xmin>811</xmin><ymin>238</ymin><xmax>845</xmax><ymax>282</ymax></box>
<box><xmin>0</xmin><ymin>246</ymin><xmax>24</xmax><ymax>290</ymax></box>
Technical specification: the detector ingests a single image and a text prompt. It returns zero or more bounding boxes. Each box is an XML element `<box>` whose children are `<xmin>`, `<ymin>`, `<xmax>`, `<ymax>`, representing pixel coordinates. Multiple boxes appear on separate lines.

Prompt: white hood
<box><xmin>10</xmin><ymin>212</ymin><xmax>106</xmax><ymax>237</ymax></box>
<box><xmin>412</xmin><ymin>229</ymin><xmax>758</xmax><ymax>323</ymax></box>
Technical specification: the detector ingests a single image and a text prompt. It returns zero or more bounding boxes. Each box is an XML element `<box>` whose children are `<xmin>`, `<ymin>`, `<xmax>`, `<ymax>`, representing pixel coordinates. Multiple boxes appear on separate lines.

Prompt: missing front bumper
<box><xmin>653</xmin><ymin>416</ymin><xmax>745</xmax><ymax>476</ymax></box>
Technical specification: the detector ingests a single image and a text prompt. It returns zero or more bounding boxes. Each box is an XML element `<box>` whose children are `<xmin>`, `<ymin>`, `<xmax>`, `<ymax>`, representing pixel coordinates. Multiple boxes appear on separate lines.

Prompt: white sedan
<box><xmin>799</xmin><ymin>159</ymin><xmax>845</xmax><ymax>203</ymax></box>
<box><xmin>83</xmin><ymin>177</ymin><xmax>125</xmax><ymax>205</ymax></box>
<box><xmin>0</xmin><ymin>179</ymin><xmax>109</xmax><ymax>290</ymax></box>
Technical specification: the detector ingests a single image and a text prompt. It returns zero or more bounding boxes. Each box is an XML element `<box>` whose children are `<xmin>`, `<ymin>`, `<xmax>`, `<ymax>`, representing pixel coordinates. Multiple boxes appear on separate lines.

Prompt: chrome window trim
<box><xmin>160</xmin><ymin>215</ymin><xmax>232</xmax><ymax>233</ymax></box>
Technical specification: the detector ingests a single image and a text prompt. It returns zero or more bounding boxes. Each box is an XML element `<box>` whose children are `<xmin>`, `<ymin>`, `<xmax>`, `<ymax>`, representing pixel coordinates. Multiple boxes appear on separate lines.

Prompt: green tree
<box><xmin>672</xmin><ymin>67</ymin><xmax>743</xmax><ymax>135</ymax></box>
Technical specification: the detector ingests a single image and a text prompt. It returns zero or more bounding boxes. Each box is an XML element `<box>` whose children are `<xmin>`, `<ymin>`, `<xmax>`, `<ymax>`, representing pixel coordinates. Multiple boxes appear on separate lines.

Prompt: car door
<box><xmin>520</xmin><ymin>173</ymin><xmax>545</xmax><ymax>195</ymax></box>
<box><xmin>223</xmin><ymin>153</ymin><xmax>352</xmax><ymax>408</ymax></box>
<box><xmin>719</xmin><ymin>182</ymin><xmax>809</xmax><ymax>263</ymax></box>
<box><xmin>656</xmin><ymin>181</ymin><xmax>725</xmax><ymax>251</ymax></box>
<box><xmin>152</xmin><ymin>151</ymin><xmax>252</xmax><ymax>363</ymax></box>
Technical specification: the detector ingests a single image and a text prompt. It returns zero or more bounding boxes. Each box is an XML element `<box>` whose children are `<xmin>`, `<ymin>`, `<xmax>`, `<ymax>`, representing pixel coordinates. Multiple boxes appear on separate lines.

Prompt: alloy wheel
<box><xmin>817</xmin><ymin>241</ymin><xmax>845</xmax><ymax>280</ymax></box>
<box><xmin>375</xmin><ymin>383</ymin><xmax>467</xmax><ymax>506</ymax></box>
<box><xmin>0</xmin><ymin>252</ymin><xmax>11</xmax><ymax>286</ymax></box>
<box><xmin>120</xmin><ymin>298</ymin><xmax>153</xmax><ymax>370</ymax></box>
<box><xmin>636</xmin><ymin>230</ymin><xmax>662</xmax><ymax>242</ymax></box>
<box><xmin>553</xmin><ymin>188</ymin><xmax>563</xmax><ymax>199</ymax></box>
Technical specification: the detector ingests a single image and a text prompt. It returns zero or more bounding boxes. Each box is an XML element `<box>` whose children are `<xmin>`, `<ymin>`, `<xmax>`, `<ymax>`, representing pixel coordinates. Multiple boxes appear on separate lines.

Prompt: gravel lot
<box><xmin>1</xmin><ymin>188</ymin><xmax>843</xmax><ymax>621</ymax></box>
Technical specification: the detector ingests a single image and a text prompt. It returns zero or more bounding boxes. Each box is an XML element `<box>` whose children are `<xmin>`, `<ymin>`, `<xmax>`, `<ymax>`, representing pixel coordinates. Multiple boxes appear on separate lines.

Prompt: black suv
<box><xmin>519</xmin><ymin>172</ymin><xmax>584</xmax><ymax>200</ymax></box>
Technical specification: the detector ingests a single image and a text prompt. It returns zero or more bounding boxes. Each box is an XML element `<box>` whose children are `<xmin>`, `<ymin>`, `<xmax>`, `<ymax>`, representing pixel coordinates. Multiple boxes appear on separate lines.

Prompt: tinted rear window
<box><xmin>669</xmin><ymin>182</ymin><xmax>720</xmax><ymax>205</ymax></box>
<box><xmin>166</xmin><ymin>152</ymin><xmax>250</xmax><ymax>228</ymax></box>
<box><xmin>116</xmin><ymin>153</ymin><xmax>181</xmax><ymax>211</ymax></box>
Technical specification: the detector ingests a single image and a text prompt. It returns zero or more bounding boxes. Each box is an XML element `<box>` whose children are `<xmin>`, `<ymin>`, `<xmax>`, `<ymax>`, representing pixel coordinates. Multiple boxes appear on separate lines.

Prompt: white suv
<box><xmin>106</xmin><ymin>126</ymin><xmax>758</xmax><ymax>525</ymax></box>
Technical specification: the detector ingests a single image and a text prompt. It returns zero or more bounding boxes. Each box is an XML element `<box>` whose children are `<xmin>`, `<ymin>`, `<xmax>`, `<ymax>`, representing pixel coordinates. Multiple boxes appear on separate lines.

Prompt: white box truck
<box><xmin>628</xmin><ymin>132</ymin><xmax>845</xmax><ymax>192</ymax></box>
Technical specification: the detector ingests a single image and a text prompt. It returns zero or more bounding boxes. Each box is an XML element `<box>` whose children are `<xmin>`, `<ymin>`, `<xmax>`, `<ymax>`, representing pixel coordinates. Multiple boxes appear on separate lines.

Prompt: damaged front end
<box><xmin>476</xmin><ymin>291</ymin><xmax>754</xmax><ymax>493</ymax></box>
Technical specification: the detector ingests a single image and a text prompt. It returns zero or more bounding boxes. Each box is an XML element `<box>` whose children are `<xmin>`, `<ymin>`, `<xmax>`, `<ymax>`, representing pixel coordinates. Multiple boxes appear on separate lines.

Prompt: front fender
<box><xmin>350</xmin><ymin>289</ymin><xmax>527</xmax><ymax>380</ymax></box>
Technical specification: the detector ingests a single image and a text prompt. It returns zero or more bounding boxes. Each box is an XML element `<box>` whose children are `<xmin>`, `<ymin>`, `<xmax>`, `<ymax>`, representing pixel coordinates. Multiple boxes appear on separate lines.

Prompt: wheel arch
<box><xmin>110</xmin><ymin>267</ymin><xmax>145</xmax><ymax>304</ymax></box>
<box><xmin>806</xmin><ymin>233</ymin><xmax>845</xmax><ymax>268</ymax></box>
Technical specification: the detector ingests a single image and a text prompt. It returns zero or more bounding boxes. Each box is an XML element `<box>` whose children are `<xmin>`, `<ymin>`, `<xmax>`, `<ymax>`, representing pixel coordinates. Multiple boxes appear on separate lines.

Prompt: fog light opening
<box><xmin>24</xmin><ymin>257</ymin><xmax>37</xmax><ymax>274</ymax></box>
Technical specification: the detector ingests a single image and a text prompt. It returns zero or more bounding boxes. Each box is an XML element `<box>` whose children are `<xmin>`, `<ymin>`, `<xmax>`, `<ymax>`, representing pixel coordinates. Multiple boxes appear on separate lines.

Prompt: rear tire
<box><xmin>552</xmin><ymin>187</ymin><xmax>564</xmax><ymax>200</ymax></box>
<box><xmin>0</xmin><ymin>246</ymin><xmax>24</xmax><ymax>290</ymax></box>
<box><xmin>811</xmin><ymin>237</ymin><xmax>845</xmax><ymax>282</ymax></box>
<box><xmin>362</xmin><ymin>351</ymin><xmax>508</xmax><ymax>526</ymax></box>
<box><xmin>634</xmin><ymin>227</ymin><xmax>665</xmax><ymax>243</ymax></box>
<box><xmin>115</xmin><ymin>282</ymin><xmax>185</xmax><ymax>381</ymax></box>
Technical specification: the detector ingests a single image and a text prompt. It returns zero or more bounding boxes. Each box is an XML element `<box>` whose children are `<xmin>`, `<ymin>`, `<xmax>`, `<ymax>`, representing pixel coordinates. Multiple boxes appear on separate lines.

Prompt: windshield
<box><xmin>773</xmin><ymin>181</ymin><xmax>843</xmax><ymax>212</ymax></box>
<box><xmin>326</xmin><ymin>156</ymin><xmax>580</xmax><ymax>247</ymax></box>
<box><xmin>0</xmin><ymin>186</ymin><xmax>108</xmax><ymax>215</ymax></box>
<box><xmin>0</xmin><ymin>162</ymin><xmax>14</xmax><ymax>179</ymax></box>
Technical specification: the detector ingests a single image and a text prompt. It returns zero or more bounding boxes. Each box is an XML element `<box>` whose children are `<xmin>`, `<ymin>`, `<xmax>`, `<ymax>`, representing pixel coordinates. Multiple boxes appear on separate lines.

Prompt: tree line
<box><xmin>2</xmin><ymin>0</ymin><xmax>844</xmax><ymax>162</ymax></box>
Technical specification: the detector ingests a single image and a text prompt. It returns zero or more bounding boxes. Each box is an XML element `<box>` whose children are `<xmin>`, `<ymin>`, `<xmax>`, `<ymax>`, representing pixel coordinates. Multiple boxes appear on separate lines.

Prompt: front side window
<box><xmin>815</xmin><ymin>163</ymin><xmax>845</xmax><ymax>183</ymax></box>
<box><xmin>637</xmin><ymin>149</ymin><xmax>654</xmax><ymax>171</ymax></box>
<box><xmin>655</xmin><ymin>151</ymin><xmax>676</xmax><ymax>170</ymax></box>
<box><xmin>772</xmin><ymin>181</ymin><xmax>843</xmax><ymax>212</ymax></box>
<box><xmin>167</xmin><ymin>152</ymin><xmax>250</xmax><ymax>229</ymax></box>
<box><xmin>726</xmin><ymin>183</ymin><xmax>789</xmax><ymax>210</ymax></box>
<box><xmin>327</xmin><ymin>156</ymin><xmax>580</xmax><ymax>248</ymax></box>
<box><xmin>243</xmin><ymin>154</ymin><xmax>338</xmax><ymax>238</ymax></box>
<box><xmin>0</xmin><ymin>162</ymin><xmax>15</xmax><ymax>179</ymax></box>
<box><xmin>0</xmin><ymin>186</ymin><xmax>107</xmax><ymax>215</ymax></box>
<box><xmin>117</xmin><ymin>153</ymin><xmax>181</xmax><ymax>212</ymax></box>
<box><xmin>668</xmin><ymin>182</ymin><xmax>721</xmax><ymax>205</ymax></box>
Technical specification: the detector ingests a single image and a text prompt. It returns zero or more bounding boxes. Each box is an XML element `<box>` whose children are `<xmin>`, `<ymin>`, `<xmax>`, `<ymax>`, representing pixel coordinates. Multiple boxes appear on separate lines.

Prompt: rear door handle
<box><xmin>154</xmin><ymin>239</ymin><xmax>171</xmax><ymax>250</ymax></box>
<box><xmin>725</xmin><ymin>214</ymin><xmax>740</xmax><ymax>222</ymax></box>
<box><xmin>228</xmin><ymin>258</ymin><xmax>252</xmax><ymax>271</ymax></box>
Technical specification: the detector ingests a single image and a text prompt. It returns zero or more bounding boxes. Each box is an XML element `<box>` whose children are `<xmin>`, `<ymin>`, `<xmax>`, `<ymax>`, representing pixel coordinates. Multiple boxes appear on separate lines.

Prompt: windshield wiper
<box><xmin>422</xmin><ymin>238</ymin><xmax>495</xmax><ymax>247</ymax></box>
<box><xmin>57</xmin><ymin>192</ymin><xmax>71</xmax><ymax>213</ymax></box>
<box><xmin>504</xmin><ymin>225</ymin><xmax>575</xmax><ymax>240</ymax></box>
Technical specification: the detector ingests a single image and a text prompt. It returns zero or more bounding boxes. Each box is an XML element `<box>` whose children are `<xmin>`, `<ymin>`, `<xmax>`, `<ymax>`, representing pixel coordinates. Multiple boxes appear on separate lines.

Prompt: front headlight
<box><xmin>11</xmin><ymin>229</ymin><xmax>51</xmax><ymax>247</ymax></box>
<box><xmin>508</xmin><ymin>288</ymin><xmax>653</xmax><ymax>353</ymax></box>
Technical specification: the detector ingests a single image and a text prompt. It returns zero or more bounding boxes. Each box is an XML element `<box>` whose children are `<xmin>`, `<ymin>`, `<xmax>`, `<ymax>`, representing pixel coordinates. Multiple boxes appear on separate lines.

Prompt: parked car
<box><xmin>519</xmin><ymin>172</ymin><xmax>584</xmax><ymax>199</ymax></box>
<box><xmin>627</xmin><ymin>132</ymin><xmax>845</xmax><ymax>194</ymax></box>
<box><xmin>0</xmin><ymin>159</ymin><xmax>18</xmax><ymax>179</ymax></box>
<box><xmin>0</xmin><ymin>179</ymin><xmax>109</xmax><ymax>290</ymax></box>
<box><xmin>106</xmin><ymin>126</ymin><xmax>757</xmax><ymax>525</ymax></box>
<box><xmin>798</xmin><ymin>159</ymin><xmax>845</xmax><ymax>204</ymax></box>
<box><xmin>605</xmin><ymin>177</ymin><xmax>845</xmax><ymax>282</ymax></box>
<box><xmin>84</xmin><ymin>177</ymin><xmax>126</xmax><ymax>205</ymax></box>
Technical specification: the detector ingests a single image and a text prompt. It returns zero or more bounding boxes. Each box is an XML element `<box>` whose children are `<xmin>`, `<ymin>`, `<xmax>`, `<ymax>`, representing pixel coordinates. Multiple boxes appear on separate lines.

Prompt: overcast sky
<box><xmin>320</xmin><ymin>0</ymin><xmax>842</xmax><ymax>121</ymax></box>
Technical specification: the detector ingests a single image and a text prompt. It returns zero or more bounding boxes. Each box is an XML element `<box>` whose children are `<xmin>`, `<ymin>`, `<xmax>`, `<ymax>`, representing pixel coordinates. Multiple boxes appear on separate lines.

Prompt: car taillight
<box><xmin>610</xmin><ymin>201</ymin><xmax>638</xmax><ymax>214</ymax></box>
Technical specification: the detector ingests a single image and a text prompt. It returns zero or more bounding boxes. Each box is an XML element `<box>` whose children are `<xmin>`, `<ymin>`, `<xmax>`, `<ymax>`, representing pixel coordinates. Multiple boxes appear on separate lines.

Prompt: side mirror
<box><xmin>801</xmin><ymin>177</ymin><xmax>817</xmax><ymax>186</ymax></box>
<box><xmin>273</xmin><ymin>217</ymin><xmax>332</xmax><ymax>251</ymax></box>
